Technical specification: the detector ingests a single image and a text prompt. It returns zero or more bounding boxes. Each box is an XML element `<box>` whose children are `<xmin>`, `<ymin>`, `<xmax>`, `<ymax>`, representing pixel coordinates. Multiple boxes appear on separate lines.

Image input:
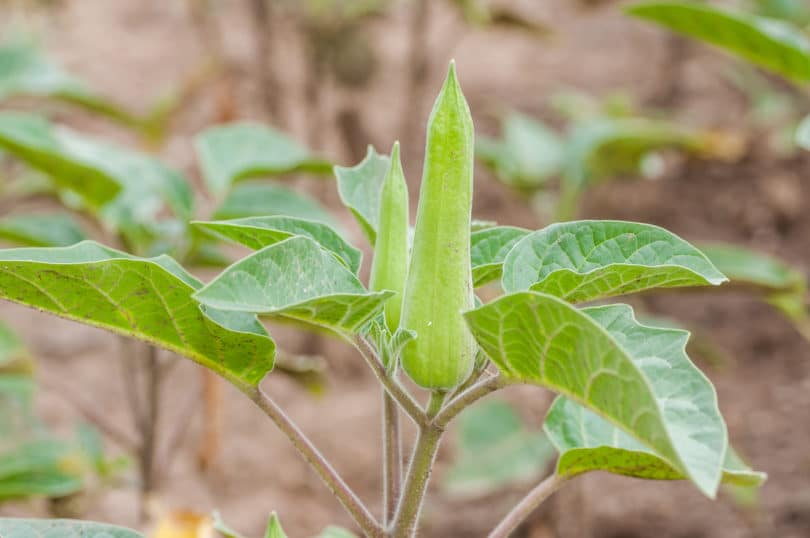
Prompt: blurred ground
<box><xmin>1</xmin><ymin>1</ymin><xmax>809</xmax><ymax>537</ymax></box>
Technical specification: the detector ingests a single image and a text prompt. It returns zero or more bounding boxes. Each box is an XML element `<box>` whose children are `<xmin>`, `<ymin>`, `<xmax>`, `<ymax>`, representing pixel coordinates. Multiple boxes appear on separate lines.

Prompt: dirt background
<box><xmin>1</xmin><ymin>1</ymin><xmax>809</xmax><ymax>537</ymax></box>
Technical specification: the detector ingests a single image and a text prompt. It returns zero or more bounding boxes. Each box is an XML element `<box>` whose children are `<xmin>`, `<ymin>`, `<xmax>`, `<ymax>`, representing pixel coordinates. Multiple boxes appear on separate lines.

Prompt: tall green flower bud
<box><xmin>400</xmin><ymin>62</ymin><xmax>476</xmax><ymax>390</ymax></box>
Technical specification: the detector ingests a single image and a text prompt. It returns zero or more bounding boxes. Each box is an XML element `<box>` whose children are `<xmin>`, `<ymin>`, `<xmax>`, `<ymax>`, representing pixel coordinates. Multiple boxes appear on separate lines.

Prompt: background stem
<box><xmin>487</xmin><ymin>474</ymin><xmax>569</xmax><ymax>538</ymax></box>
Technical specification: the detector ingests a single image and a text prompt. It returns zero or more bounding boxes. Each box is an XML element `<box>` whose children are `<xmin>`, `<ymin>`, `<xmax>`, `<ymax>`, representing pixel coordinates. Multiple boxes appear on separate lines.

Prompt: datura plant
<box><xmin>0</xmin><ymin>63</ymin><xmax>764</xmax><ymax>537</ymax></box>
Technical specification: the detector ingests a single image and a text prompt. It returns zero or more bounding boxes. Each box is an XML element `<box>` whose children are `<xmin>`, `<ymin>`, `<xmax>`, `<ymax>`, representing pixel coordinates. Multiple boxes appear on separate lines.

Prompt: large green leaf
<box><xmin>444</xmin><ymin>399</ymin><xmax>555</xmax><ymax>498</ymax></box>
<box><xmin>470</xmin><ymin>226</ymin><xmax>529</xmax><ymax>287</ymax></box>
<box><xmin>195</xmin><ymin>122</ymin><xmax>332</xmax><ymax>197</ymax></box>
<box><xmin>545</xmin><ymin>396</ymin><xmax>765</xmax><ymax>488</ymax></box>
<box><xmin>0</xmin><ymin>241</ymin><xmax>275</xmax><ymax>386</ymax></box>
<box><xmin>0</xmin><ymin>519</ymin><xmax>143</xmax><ymax>538</ymax></box>
<box><xmin>212</xmin><ymin>182</ymin><xmax>338</xmax><ymax>228</ymax></box>
<box><xmin>0</xmin><ymin>213</ymin><xmax>86</xmax><ymax>247</ymax></box>
<box><xmin>626</xmin><ymin>2</ymin><xmax>810</xmax><ymax>84</ymax></box>
<box><xmin>194</xmin><ymin>236</ymin><xmax>391</xmax><ymax>335</ymax></box>
<box><xmin>334</xmin><ymin>146</ymin><xmax>390</xmax><ymax>244</ymax></box>
<box><xmin>464</xmin><ymin>294</ymin><xmax>727</xmax><ymax>497</ymax></box>
<box><xmin>476</xmin><ymin>112</ymin><xmax>563</xmax><ymax>188</ymax></box>
<box><xmin>501</xmin><ymin>220</ymin><xmax>726</xmax><ymax>302</ymax></box>
<box><xmin>192</xmin><ymin>216</ymin><xmax>361</xmax><ymax>274</ymax></box>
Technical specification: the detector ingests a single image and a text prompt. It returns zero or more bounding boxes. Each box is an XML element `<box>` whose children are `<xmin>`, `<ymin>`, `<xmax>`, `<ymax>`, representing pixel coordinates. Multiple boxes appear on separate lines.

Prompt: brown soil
<box><xmin>1</xmin><ymin>1</ymin><xmax>809</xmax><ymax>537</ymax></box>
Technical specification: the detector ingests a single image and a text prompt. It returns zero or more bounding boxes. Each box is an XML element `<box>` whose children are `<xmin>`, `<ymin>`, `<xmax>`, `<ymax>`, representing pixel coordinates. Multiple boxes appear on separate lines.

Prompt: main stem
<box><xmin>241</xmin><ymin>384</ymin><xmax>383</xmax><ymax>538</ymax></box>
<box><xmin>487</xmin><ymin>474</ymin><xmax>569</xmax><ymax>538</ymax></box>
<box><xmin>382</xmin><ymin>391</ymin><xmax>401</xmax><ymax>526</ymax></box>
<box><xmin>391</xmin><ymin>392</ymin><xmax>446</xmax><ymax>537</ymax></box>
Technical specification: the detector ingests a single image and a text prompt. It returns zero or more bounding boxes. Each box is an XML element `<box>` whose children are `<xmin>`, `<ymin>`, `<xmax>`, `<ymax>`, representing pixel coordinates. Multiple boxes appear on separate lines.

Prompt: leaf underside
<box><xmin>0</xmin><ymin>241</ymin><xmax>275</xmax><ymax>386</ymax></box>
<box><xmin>465</xmin><ymin>294</ymin><xmax>727</xmax><ymax>497</ymax></box>
<box><xmin>545</xmin><ymin>396</ymin><xmax>765</xmax><ymax>488</ymax></box>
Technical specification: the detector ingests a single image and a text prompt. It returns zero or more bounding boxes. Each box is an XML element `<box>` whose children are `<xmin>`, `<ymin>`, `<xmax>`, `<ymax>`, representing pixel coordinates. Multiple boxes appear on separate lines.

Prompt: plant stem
<box><xmin>391</xmin><ymin>392</ymin><xmax>446</xmax><ymax>537</ymax></box>
<box><xmin>487</xmin><ymin>473</ymin><xmax>570</xmax><ymax>538</ymax></box>
<box><xmin>138</xmin><ymin>345</ymin><xmax>161</xmax><ymax>522</ymax></box>
<box><xmin>355</xmin><ymin>338</ymin><xmax>427</xmax><ymax>428</ymax></box>
<box><xmin>241</xmin><ymin>384</ymin><xmax>383</xmax><ymax>538</ymax></box>
<box><xmin>433</xmin><ymin>375</ymin><xmax>505</xmax><ymax>429</ymax></box>
<box><xmin>382</xmin><ymin>390</ymin><xmax>401</xmax><ymax>526</ymax></box>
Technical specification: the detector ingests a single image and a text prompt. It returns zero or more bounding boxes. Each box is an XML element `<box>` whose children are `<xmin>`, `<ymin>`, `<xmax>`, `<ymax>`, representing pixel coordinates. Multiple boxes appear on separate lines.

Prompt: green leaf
<box><xmin>0</xmin><ymin>519</ymin><xmax>143</xmax><ymax>538</ymax></box>
<box><xmin>316</xmin><ymin>527</ymin><xmax>358</xmax><ymax>538</ymax></box>
<box><xmin>334</xmin><ymin>146</ymin><xmax>391</xmax><ymax>244</ymax></box>
<box><xmin>563</xmin><ymin>118</ymin><xmax>698</xmax><ymax>188</ymax></box>
<box><xmin>501</xmin><ymin>220</ymin><xmax>727</xmax><ymax>302</ymax></box>
<box><xmin>795</xmin><ymin>113</ymin><xmax>810</xmax><ymax>151</ymax></box>
<box><xmin>626</xmin><ymin>2</ymin><xmax>810</xmax><ymax>84</ymax></box>
<box><xmin>212</xmin><ymin>182</ymin><xmax>338</xmax><ymax>230</ymax></box>
<box><xmin>194</xmin><ymin>236</ymin><xmax>391</xmax><ymax>336</ymax></box>
<box><xmin>699</xmin><ymin>242</ymin><xmax>805</xmax><ymax>293</ymax></box>
<box><xmin>545</xmin><ymin>396</ymin><xmax>765</xmax><ymax>488</ymax></box>
<box><xmin>0</xmin><ymin>40</ymin><xmax>87</xmax><ymax>100</ymax></box>
<box><xmin>0</xmin><ymin>241</ymin><xmax>275</xmax><ymax>387</ymax></box>
<box><xmin>0</xmin><ymin>113</ymin><xmax>121</xmax><ymax>207</ymax></box>
<box><xmin>470</xmin><ymin>226</ymin><xmax>529</xmax><ymax>287</ymax></box>
<box><xmin>192</xmin><ymin>217</ymin><xmax>361</xmax><ymax>274</ymax></box>
<box><xmin>0</xmin><ymin>376</ymin><xmax>35</xmax><ymax>435</ymax></box>
<box><xmin>195</xmin><ymin>122</ymin><xmax>332</xmax><ymax>197</ymax></box>
<box><xmin>477</xmin><ymin>112</ymin><xmax>563</xmax><ymax>188</ymax></box>
<box><xmin>0</xmin><ymin>213</ymin><xmax>86</xmax><ymax>247</ymax></box>
<box><xmin>444</xmin><ymin>400</ymin><xmax>555</xmax><ymax>498</ymax></box>
<box><xmin>0</xmin><ymin>321</ymin><xmax>28</xmax><ymax>371</ymax></box>
<box><xmin>265</xmin><ymin>513</ymin><xmax>287</xmax><ymax>538</ymax></box>
<box><xmin>0</xmin><ymin>40</ymin><xmax>143</xmax><ymax>130</ymax></box>
<box><xmin>465</xmin><ymin>295</ymin><xmax>727</xmax><ymax>497</ymax></box>
<box><xmin>0</xmin><ymin>113</ymin><xmax>193</xmax><ymax>253</ymax></box>
<box><xmin>699</xmin><ymin>242</ymin><xmax>809</xmax><ymax>339</ymax></box>
<box><xmin>0</xmin><ymin>438</ymin><xmax>84</xmax><ymax>500</ymax></box>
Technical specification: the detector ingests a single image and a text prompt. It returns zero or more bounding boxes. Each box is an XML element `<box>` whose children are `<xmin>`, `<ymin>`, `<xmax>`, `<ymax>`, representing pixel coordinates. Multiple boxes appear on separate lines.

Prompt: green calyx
<box><xmin>400</xmin><ymin>61</ymin><xmax>476</xmax><ymax>390</ymax></box>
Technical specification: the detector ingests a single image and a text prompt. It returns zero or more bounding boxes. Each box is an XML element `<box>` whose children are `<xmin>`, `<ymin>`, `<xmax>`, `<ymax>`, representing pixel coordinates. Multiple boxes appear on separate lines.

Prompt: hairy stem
<box><xmin>241</xmin><ymin>384</ymin><xmax>383</xmax><ymax>538</ymax></box>
<box><xmin>391</xmin><ymin>392</ymin><xmax>446</xmax><ymax>537</ymax></box>
<box><xmin>355</xmin><ymin>338</ymin><xmax>427</xmax><ymax>428</ymax></box>
<box><xmin>487</xmin><ymin>473</ymin><xmax>570</xmax><ymax>538</ymax></box>
<box><xmin>382</xmin><ymin>391</ymin><xmax>401</xmax><ymax>526</ymax></box>
<box><xmin>434</xmin><ymin>375</ymin><xmax>505</xmax><ymax>429</ymax></box>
